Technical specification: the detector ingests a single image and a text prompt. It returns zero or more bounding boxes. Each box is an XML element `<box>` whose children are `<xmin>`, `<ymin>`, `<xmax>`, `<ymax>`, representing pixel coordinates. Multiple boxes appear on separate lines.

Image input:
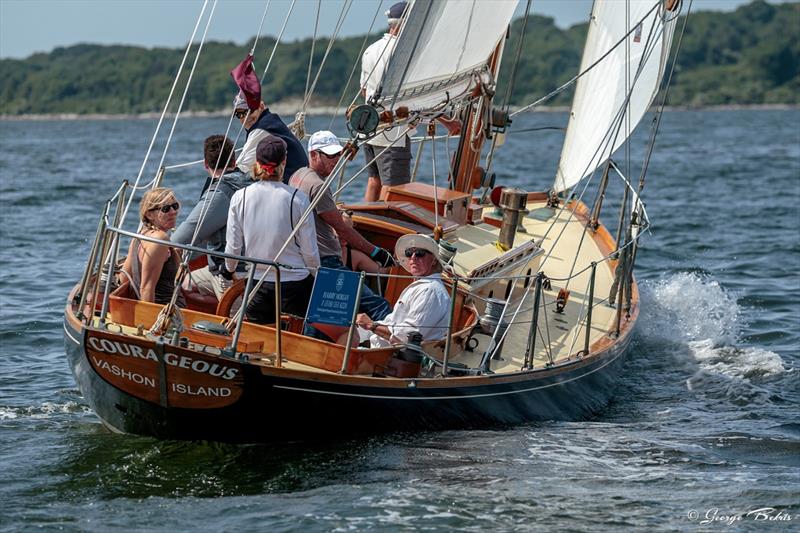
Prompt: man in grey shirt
<box><xmin>289</xmin><ymin>130</ymin><xmax>392</xmax><ymax>321</ymax></box>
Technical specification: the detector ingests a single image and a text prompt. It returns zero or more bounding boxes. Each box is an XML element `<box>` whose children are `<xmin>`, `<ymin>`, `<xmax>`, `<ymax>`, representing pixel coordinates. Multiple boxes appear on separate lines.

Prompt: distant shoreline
<box><xmin>1</xmin><ymin>103</ymin><xmax>797</xmax><ymax>121</ymax></box>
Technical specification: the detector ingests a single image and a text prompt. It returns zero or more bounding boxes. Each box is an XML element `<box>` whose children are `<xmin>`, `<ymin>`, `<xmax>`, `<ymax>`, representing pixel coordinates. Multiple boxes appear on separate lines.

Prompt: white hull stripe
<box><xmin>273</xmin><ymin>346</ymin><xmax>625</xmax><ymax>401</ymax></box>
<box><xmin>63</xmin><ymin>323</ymin><xmax>81</xmax><ymax>346</ymax></box>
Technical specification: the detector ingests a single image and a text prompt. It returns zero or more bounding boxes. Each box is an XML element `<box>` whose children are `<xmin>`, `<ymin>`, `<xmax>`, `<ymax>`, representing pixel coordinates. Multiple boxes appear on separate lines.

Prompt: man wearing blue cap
<box><xmin>360</xmin><ymin>1</ymin><xmax>416</xmax><ymax>202</ymax></box>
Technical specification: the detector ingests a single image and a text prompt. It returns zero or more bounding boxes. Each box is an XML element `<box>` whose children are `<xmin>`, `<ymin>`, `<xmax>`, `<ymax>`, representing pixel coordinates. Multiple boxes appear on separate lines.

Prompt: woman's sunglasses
<box><xmin>404</xmin><ymin>248</ymin><xmax>430</xmax><ymax>259</ymax></box>
<box><xmin>234</xmin><ymin>109</ymin><xmax>248</xmax><ymax>119</ymax></box>
<box><xmin>150</xmin><ymin>202</ymin><xmax>180</xmax><ymax>214</ymax></box>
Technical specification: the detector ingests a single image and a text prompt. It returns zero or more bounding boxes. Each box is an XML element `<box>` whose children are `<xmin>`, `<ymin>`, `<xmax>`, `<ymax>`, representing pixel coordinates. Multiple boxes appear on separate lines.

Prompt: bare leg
<box><xmin>336</xmin><ymin>331</ymin><xmax>361</xmax><ymax>348</ymax></box>
<box><xmin>364</xmin><ymin>176</ymin><xmax>382</xmax><ymax>202</ymax></box>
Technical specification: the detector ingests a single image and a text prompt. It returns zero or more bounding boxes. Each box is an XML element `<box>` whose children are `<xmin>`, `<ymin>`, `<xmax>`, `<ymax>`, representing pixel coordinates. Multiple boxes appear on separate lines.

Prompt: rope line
<box><xmin>510</xmin><ymin>0</ymin><xmax>661</xmax><ymax>117</ymax></box>
<box><xmin>118</xmin><ymin>0</ymin><xmax>209</xmax><ymax>226</ymax></box>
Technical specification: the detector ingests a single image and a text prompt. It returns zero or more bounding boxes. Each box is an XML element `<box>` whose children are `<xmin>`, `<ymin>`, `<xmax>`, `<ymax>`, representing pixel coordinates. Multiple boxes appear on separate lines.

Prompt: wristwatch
<box><xmin>370</xmin><ymin>322</ymin><xmax>379</xmax><ymax>332</ymax></box>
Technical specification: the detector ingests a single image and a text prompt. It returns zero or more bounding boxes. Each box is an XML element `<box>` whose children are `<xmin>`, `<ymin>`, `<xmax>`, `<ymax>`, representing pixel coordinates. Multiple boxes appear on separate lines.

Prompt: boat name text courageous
<box><xmin>87</xmin><ymin>337</ymin><xmax>239</xmax><ymax>380</ymax></box>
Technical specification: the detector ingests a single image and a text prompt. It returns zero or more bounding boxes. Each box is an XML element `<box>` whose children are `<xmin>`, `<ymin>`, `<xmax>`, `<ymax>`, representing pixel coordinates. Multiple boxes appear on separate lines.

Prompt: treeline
<box><xmin>0</xmin><ymin>0</ymin><xmax>797</xmax><ymax>115</ymax></box>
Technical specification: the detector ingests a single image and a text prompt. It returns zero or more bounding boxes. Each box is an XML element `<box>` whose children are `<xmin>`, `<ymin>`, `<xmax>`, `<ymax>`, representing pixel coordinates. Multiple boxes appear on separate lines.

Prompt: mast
<box><xmin>451</xmin><ymin>38</ymin><xmax>506</xmax><ymax>195</ymax></box>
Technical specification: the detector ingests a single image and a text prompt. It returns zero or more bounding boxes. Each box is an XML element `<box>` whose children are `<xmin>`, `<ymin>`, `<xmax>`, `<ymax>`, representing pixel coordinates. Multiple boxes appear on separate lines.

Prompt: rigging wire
<box><xmin>303</xmin><ymin>0</ymin><xmax>353</xmax><ymax>111</ymax></box>
<box><xmin>260</xmin><ymin>0</ymin><xmax>297</xmax><ymax>84</ymax></box>
<box><xmin>638</xmin><ymin>0</ymin><xmax>692</xmax><ymax>198</ymax></box>
<box><xmin>304</xmin><ymin>0</ymin><xmax>322</xmax><ymax>104</ymax></box>
<box><xmin>150</xmin><ymin>0</ymin><xmax>219</xmax><ymax>185</ymax></box>
<box><xmin>328</xmin><ymin>0</ymin><xmax>386</xmax><ymax>130</ymax></box>
<box><xmin>430</xmin><ymin>123</ymin><xmax>440</xmax><ymax>231</ymax></box>
<box><xmin>501</xmin><ymin>0</ymin><xmax>533</xmax><ymax>112</ymax></box>
<box><xmin>510</xmin><ymin>0</ymin><xmax>661</xmax><ymax>117</ymax></box>
<box><xmin>249</xmin><ymin>0</ymin><xmax>272</xmax><ymax>56</ymax></box>
<box><xmin>118</xmin><ymin>0</ymin><xmax>209</xmax><ymax>224</ymax></box>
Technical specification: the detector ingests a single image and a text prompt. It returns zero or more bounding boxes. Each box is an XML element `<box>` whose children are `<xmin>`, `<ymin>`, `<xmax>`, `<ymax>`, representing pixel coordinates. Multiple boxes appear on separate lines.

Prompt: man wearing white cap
<box><xmin>355</xmin><ymin>234</ymin><xmax>451</xmax><ymax>348</ymax></box>
<box><xmin>289</xmin><ymin>130</ymin><xmax>393</xmax><ymax>323</ymax></box>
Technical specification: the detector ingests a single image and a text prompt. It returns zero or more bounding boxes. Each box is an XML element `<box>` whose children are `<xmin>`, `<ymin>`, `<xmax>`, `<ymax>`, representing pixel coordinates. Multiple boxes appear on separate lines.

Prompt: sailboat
<box><xmin>63</xmin><ymin>0</ymin><xmax>685</xmax><ymax>442</ymax></box>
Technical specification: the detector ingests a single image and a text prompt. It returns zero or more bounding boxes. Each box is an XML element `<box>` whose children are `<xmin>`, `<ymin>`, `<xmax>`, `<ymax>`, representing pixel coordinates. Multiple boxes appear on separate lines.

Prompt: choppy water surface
<box><xmin>0</xmin><ymin>110</ymin><xmax>798</xmax><ymax>530</ymax></box>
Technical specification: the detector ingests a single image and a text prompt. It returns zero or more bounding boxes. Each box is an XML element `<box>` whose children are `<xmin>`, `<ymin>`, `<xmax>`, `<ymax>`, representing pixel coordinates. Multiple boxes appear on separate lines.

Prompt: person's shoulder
<box><xmin>291</xmin><ymin>185</ymin><xmax>311</xmax><ymax>205</ymax></box>
<box><xmin>143</xmin><ymin>229</ymin><xmax>170</xmax><ymax>242</ymax></box>
<box><xmin>289</xmin><ymin>167</ymin><xmax>320</xmax><ymax>187</ymax></box>
<box><xmin>222</xmin><ymin>169</ymin><xmax>250</xmax><ymax>188</ymax></box>
<box><xmin>229</xmin><ymin>186</ymin><xmax>248</xmax><ymax>203</ymax></box>
<box><xmin>363</xmin><ymin>35</ymin><xmax>390</xmax><ymax>57</ymax></box>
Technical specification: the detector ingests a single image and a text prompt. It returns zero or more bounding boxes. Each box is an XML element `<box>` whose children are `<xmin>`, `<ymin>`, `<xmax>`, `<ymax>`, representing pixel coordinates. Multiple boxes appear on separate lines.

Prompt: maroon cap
<box><xmin>256</xmin><ymin>135</ymin><xmax>287</xmax><ymax>167</ymax></box>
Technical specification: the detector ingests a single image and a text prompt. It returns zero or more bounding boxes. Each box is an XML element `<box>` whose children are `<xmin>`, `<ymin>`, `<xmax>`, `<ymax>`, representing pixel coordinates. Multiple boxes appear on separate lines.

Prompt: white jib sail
<box><xmin>553</xmin><ymin>0</ymin><xmax>678</xmax><ymax>193</ymax></box>
<box><xmin>378</xmin><ymin>0</ymin><xmax>519</xmax><ymax>111</ymax></box>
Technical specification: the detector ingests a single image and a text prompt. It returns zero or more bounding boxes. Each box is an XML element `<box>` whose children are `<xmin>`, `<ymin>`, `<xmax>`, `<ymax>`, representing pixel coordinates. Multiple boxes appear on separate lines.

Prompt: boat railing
<box><xmin>74</xmin><ymin>188</ymin><xmax>633</xmax><ymax>376</ymax></box>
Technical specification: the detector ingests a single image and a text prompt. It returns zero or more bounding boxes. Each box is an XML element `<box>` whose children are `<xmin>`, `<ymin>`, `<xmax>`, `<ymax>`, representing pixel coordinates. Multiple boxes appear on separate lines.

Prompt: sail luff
<box><xmin>553</xmin><ymin>0</ymin><xmax>679</xmax><ymax>194</ymax></box>
<box><xmin>377</xmin><ymin>0</ymin><xmax>519</xmax><ymax>111</ymax></box>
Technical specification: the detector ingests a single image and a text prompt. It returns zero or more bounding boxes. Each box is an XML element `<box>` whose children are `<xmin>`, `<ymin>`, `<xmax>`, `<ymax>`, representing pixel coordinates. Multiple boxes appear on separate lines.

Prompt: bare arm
<box><xmin>319</xmin><ymin>209</ymin><xmax>375</xmax><ymax>255</ymax></box>
<box><xmin>120</xmin><ymin>240</ymin><xmax>135</xmax><ymax>282</ymax></box>
<box><xmin>349</xmin><ymin>248</ymin><xmax>385</xmax><ymax>275</ymax></box>
<box><xmin>356</xmin><ymin>313</ymin><xmax>391</xmax><ymax>340</ymax></box>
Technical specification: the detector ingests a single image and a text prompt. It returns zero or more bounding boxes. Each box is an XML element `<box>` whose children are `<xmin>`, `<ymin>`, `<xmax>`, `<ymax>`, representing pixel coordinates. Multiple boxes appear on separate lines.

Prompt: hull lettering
<box><xmin>91</xmin><ymin>355</ymin><xmax>156</xmax><ymax>388</ymax></box>
<box><xmin>171</xmin><ymin>383</ymin><xmax>232</xmax><ymax>397</ymax></box>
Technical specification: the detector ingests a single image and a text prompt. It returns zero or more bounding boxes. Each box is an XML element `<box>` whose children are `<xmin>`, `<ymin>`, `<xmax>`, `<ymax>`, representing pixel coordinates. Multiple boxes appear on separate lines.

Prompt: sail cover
<box><xmin>377</xmin><ymin>0</ymin><xmax>518</xmax><ymax>111</ymax></box>
<box><xmin>553</xmin><ymin>0</ymin><xmax>679</xmax><ymax>193</ymax></box>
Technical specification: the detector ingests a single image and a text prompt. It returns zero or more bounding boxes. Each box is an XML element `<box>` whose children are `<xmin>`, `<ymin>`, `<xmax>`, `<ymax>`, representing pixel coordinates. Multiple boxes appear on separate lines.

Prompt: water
<box><xmin>1</xmin><ymin>110</ymin><xmax>798</xmax><ymax>530</ymax></box>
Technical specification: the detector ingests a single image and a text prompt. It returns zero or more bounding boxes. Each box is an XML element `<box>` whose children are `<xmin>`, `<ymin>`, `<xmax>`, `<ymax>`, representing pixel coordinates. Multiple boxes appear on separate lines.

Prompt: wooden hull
<box><xmin>64</xmin><ymin>304</ymin><xmax>633</xmax><ymax>443</ymax></box>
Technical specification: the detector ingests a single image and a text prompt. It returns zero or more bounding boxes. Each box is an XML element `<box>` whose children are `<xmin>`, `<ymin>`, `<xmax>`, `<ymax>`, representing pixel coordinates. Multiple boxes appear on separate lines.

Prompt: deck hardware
<box><xmin>581</xmin><ymin>262</ymin><xmax>597</xmax><ymax>357</ymax></box>
<box><xmin>546</xmin><ymin>190</ymin><xmax>560</xmax><ymax>208</ymax></box>
<box><xmin>590</xmin><ymin>163</ymin><xmax>612</xmax><ymax>231</ymax></box>
<box><xmin>523</xmin><ymin>272</ymin><xmax>545</xmax><ymax>369</ymax></box>
<box><xmin>76</xmin><ymin>202</ymin><xmax>111</xmax><ymax>320</ymax></box>
<box><xmin>347</xmin><ymin>104</ymin><xmax>379</xmax><ymax>137</ymax></box>
<box><xmin>340</xmin><ymin>272</ymin><xmax>366</xmax><ymax>374</ymax></box>
<box><xmin>231</xmin><ymin>266</ymin><xmax>256</xmax><ymax>361</ymax></box>
<box><xmin>192</xmin><ymin>320</ymin><xmax>229</xmax><ymax>335</ymax></box>
<box><xmin>614</xmin><ymin>246</ymin><xmax>629</xmax><ymax>338</ymax></box>
<box><xmin>98</xmin><ymin>195</ymin><xmax>126</xmax><ymax>326</ymax></box>
<box><xmin>498</xmin><ymin>187</ymin><xmax>528</xmax><ymax>249</ymax></box>
<box><xmin>220</xmin><ymin>346</ymin><xmax>236</xmax><ymax>359</ymax></box>
<box><xmin>465</xmin><ymin>334</ymin><xmax>479</xmax><ymax>352</ymax></box>
<box><xmin>441</xmin><ymin>276</ymin><xmax>460</xmax><ymax>377</ymax></box>
<box><xmin>273</xmin><ymin>268</ymin><xmax>282</xmax><ymax>367</ymax></box>
<box><xmin>555</xmin><ymin>288</ymin><xmax>570</xmax><ymax>313</ymax></box>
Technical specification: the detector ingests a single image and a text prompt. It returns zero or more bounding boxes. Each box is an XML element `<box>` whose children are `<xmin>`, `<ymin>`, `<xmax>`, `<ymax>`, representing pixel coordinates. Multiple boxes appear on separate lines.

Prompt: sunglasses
<box><xmin>150</xmin><ymin>202</ymin><xmax>180</xmax><ymax>213</ymax></box>
<box><xmin>404</xmin><ymin>248</ymin><xmax>430</xmax><ymax>259</ymax></box>
<box><xmin>317</xmin><ymin>150</ymin><xmax>340</xmax><ymax>160</ymax></box>
<box><xmin>234</xmin><ymin>109</ymin><xmax>249</xmax><ymax>119</ymax></box>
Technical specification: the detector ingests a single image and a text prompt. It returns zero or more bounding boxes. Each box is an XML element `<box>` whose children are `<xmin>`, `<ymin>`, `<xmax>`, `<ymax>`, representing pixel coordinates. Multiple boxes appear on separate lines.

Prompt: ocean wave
<box><xmin>688</xmin><ymin>340</ymin><xmax>786</xmax><ymax>380</ymax></box>
<box><xmin>0</xmin><ymin>401</ymin><xmax>90</xmax><ymax>420</ymax></box>
<box><xmin>638</xmin><ymin>272</ymin><xmax>787</xmax><ymax>383</ymax></box>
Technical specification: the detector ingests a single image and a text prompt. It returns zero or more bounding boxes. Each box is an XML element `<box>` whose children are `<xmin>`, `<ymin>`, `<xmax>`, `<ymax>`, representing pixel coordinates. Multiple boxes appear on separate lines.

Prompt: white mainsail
<box><xmin>377</xmin><ymin>0</ymin><xmax>519</xmax><ymax>111</ymax></box>
<box><xmin>553</xmin><ymin>0</ymin><xmax>679</xmax><ymax>193</ymax></box>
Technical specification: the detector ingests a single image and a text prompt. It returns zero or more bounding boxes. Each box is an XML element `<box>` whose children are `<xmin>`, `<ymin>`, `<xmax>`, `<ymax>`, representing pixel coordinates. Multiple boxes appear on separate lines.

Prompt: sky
<box><xmin>0</xmin><ymin>0</ymin><xmax>780</xmax><ymax>60</ymax></box>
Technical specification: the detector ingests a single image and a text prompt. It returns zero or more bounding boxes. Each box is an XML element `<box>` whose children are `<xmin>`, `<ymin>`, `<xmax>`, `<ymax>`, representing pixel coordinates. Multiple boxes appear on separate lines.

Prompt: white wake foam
<box><xmin>0</xmin><ymin>401</ymin><xmax>89</xmax><ymax>420</ymax></box>
<box><xmin>639</xmin><ymin>272</ymin><xmax>786</xmax><ymax>381</ymax></box>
